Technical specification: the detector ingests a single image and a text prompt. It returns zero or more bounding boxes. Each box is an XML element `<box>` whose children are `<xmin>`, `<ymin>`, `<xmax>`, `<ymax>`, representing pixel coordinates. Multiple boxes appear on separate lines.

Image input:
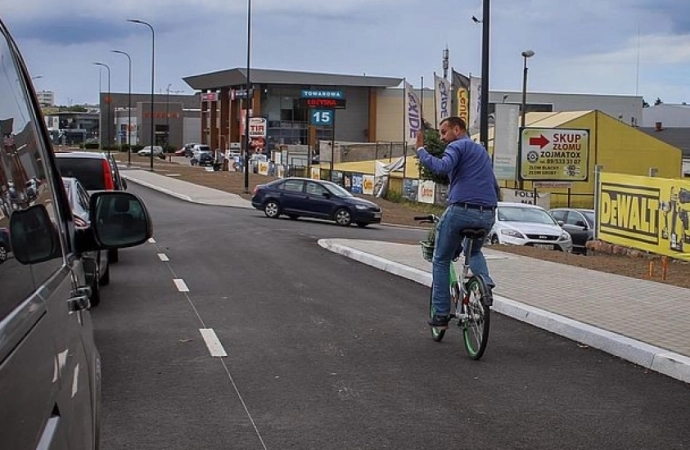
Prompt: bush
<box><xmin>417</xmin><ymin>129</ymin><xmax>449</xmax><ymax>185</ymax></box>
<box><xmin>385</xmin><ymin>190</ymin><xmax>403</xmax><ymax>203</ymax></box>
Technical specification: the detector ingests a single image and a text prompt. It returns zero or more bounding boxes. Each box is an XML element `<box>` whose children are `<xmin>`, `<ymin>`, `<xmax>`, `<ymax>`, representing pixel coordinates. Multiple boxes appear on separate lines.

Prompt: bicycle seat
<box><xmin>460</xmin><ymin>228</ymin><xmax>487</xmax><ymax>239</ymax></box>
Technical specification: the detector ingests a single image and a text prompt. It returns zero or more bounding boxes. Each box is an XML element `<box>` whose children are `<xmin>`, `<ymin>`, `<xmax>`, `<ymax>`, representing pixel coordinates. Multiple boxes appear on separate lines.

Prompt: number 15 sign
<box><xmin>311</xmin><ymin>109</ymin><xmax>333</xmax><ymax>126</ymax></box>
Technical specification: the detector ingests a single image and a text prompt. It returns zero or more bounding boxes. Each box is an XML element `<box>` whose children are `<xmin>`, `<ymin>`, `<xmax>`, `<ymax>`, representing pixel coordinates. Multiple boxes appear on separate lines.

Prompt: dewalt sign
<box><xmin>598</xmin><ymin>173</ymin><xmax>690</xmax><ymax>261</ymax></box>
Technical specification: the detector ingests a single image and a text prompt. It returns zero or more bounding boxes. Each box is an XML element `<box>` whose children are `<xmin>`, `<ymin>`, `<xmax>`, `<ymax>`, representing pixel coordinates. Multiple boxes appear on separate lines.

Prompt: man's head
<box><xmin>439</xmin><ymin>117</ymin><xmax>467</xmax><ymax>144</ymax></box>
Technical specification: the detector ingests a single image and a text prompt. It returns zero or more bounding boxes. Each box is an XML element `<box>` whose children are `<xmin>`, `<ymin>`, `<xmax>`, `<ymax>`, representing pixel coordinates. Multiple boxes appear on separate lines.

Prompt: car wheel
<box><xmin>0</xmin><ymin>244</ymin><xmax>7</xmax><ymax>264</ymax></box>
<box><xmin>334</xmin><ymin>208</ymin><xmax>352</xmax><ymax>226</ymax></box>
<box><xmin>264</xmin><ymin>200</ymin><xmax>281</xmax><ymax>218</ymax></box>
<box><xmin>356</xmin><ymin>223</ymin><xmax>368</xmax><ymax>228</ymax></box>
<box><xmin>100</xmin><ymin>258</ymin><xmax>110</xmax><ymax>286</ymax></box>
<box><xmin>490</xmin><ymin>234</ymin><xmax>500</xmax><ymax>245</ymax></box>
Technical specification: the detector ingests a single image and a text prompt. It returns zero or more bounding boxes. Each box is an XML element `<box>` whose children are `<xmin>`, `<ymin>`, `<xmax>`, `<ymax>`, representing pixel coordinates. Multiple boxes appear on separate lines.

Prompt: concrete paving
<box><xmin>122</xmin><ymin>168</ymin><xmax>690</xmax><ymax>384</ymax></box>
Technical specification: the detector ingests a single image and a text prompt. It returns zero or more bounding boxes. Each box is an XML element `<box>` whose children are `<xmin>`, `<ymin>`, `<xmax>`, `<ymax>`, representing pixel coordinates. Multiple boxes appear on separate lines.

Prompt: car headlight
<box><xmin>560</xmin><ymin>231</ymin><xmax>571</xmax><ymax>241</ymax></box>
<box><xmin>500</xmin><ymin>229</ymin><xmax>524</xmax><ymax>239</ymax></box>
<box><xmin>355</xmin><ymin>204</ymin><xmax>368</xmax><ymax>210</ymax></box>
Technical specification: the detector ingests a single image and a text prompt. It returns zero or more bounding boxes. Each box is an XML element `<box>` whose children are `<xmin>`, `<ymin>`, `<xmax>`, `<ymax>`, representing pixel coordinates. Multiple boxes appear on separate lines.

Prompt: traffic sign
<box><xmin>311</xmin><ymin>109</ymin><xmax>333</xmax><ymax>126</ymax></box>
<box><xmin>519</xmin><ymin>128</ymin><xmax>590</xmax><ymax>181</ymax></box>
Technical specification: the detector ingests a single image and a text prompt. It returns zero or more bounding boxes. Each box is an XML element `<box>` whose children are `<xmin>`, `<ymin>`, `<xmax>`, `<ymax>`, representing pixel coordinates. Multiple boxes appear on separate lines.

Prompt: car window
<box><xmin>582</xmin><ymin>211</ymin><xmax>595</xmax><ymax>226</ymax></box>
<box><xmin>565</xmin><ymin>211</ymin><xmax>585</xmax><ymax>226</ymax></box>
<box><xmin>55</xmin><ymin>158</ymin><xmax>106</xmax><ymax>190</ymax></box>
<box><xmin>306</xmin><ymin>182</ymin><xmax>327</xmax><ymax>196</ymax></box>
<box><xmin>550</xmin><ymin>210</ymin><xmax>566</xmax><ymax>222</ymax></box>
<box><xmin>0</xmin><ymin>28</ymin><xmax>67</xmax><ymax>318</ymax></box>
<box><xmin>281</xmin><ymin>180</ymin><xmax>304</xmax><ymax>193</ymax></box>
<box><xmin>498</xmin><ymin>206</ymin><xmax>556</xmax><ymax>225</ymax></box>
<box><xmin>76</xmin><ymin>181</ymin><xmax>90</xmax><ymax>212</ymax></box>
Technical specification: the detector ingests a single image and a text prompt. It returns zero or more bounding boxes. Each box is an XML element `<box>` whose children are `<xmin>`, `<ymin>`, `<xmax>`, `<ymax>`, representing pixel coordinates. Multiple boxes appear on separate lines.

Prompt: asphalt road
<box><xmin>93</xmin><ymin>184</ymin><xmax>690</xmax><ymax>450</ymax></box>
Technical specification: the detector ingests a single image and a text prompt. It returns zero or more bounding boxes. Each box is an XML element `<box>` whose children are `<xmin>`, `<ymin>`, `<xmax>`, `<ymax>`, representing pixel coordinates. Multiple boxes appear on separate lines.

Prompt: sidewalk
<box><xmin>123</xmin><ymin>169</ymin><xmax>690</xmax><ymax>384</ymax></box>
<box><xmin>121</xmin><ymin>169</ymin><xmax>252</xmax><ymax>209</ymax></box>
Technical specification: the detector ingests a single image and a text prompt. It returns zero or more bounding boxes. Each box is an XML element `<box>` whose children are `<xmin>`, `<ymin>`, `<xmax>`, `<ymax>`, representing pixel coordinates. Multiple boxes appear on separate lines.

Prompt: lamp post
<box><xmin>243</xmin><ymin>0</ymin><xmax>252</xmax><ymax>194</ymax></box>
<box><xmin>520</xmin><ymin>50</ymin><xmax>535</xmax><ymax>128</ymax></box>
<box><xmin>479</xmin><ymin>0</ymin><xmax>490</xmax><ymax>151</ymax></box>
<box><xmin>519</xmin><ymin>50</ymin><xmax>535</xmax><ymax>190</ymax></box>
<box><xmin>128</xmin><ymin>19</ymin><xmax>155</xmax><ymax>171</ymax></box>
<box><xmin>111</xmin><ymin>50</ymin><xmax>132</xmax><ymax>167</ymax></box>
<box><xmin>165</xmin><ymin>83</ymin><xmax>172</xmax><ymax>148</ymax></box>
<box><xmin>93</xmin><ymin>62</ymin><xmax>111</xmax><ymax>156</ymax></box>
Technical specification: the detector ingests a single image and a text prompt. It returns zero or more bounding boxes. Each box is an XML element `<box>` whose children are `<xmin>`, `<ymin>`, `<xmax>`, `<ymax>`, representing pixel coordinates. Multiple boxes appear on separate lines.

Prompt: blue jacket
<box><xmin>417</xmin><ymin>135</ymin><xmax>499</xmax><ymax>207</ymax></box>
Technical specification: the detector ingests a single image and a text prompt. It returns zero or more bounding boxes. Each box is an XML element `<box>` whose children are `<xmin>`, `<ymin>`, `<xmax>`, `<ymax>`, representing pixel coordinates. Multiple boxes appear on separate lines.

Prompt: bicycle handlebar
<box><xmin>414</xmin><ymin>214</ymin><xmax>438</xmax><ymax>223</ymax></box>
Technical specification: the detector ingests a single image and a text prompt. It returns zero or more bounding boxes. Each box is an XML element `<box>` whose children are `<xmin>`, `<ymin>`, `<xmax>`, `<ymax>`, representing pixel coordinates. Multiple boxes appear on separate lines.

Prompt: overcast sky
<box><xmin>3</xmin><ymin>0</ymin><xmax>690</xmax><ymax>106</ymax></box>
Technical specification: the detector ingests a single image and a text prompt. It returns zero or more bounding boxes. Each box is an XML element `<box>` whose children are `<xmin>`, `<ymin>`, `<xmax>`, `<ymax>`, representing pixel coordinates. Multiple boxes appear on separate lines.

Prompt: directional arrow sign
<box><xmin>529</xmin><ymin>134</ymin><xmax>550</xmax><ymax>149</ymax></box>
<box><xmin>520</xmin><ymin>127</ymin><xmax>590</xmax><ymax>181</ymax></box>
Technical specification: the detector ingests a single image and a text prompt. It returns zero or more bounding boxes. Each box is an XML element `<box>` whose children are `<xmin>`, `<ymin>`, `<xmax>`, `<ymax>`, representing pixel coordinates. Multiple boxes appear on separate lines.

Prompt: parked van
<box><xmin>0</xmin><ymin>16</ymin><xmax>153</xmax><ymax>449</ymax></box>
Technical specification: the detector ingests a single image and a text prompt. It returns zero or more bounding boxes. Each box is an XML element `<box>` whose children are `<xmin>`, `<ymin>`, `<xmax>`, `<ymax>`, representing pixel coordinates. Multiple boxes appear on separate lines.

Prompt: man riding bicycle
<box><xmin>416</xmin><ymin>117</ymin><xmax>499</xmax><ymax>329</ymax></box>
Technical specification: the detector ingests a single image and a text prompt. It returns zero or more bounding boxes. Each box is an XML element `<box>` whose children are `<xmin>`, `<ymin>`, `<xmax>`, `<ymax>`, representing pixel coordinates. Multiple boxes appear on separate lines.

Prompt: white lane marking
<box><xmin>148</xmin><ymin>238</ymin><xmax>156</xmax><ymax>244</ymax></box>
<box><xmin>173</xmin><ymin>279</ymin><xmax>189</xmax><ymax>292</ymax></box>
<box><xmin>199</xmin><ymin>329</ymin><xmax>228</xmax><ymax>357</ymax></box>
<box><xmin>71</xmin><ymin>364</ymin><xmax>80</xmax><ymax>398</ymax></box>
<box><xmin>158</xmin><ymin>253</ymin><xmax>170</xmax><ymax>262</ymax></box>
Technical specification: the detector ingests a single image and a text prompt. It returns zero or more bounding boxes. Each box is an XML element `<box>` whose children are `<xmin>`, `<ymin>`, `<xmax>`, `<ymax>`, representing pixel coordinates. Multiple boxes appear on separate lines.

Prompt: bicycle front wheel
<box><xmin>461</xmin><ymin>276</ymin><xmax>491</xmax><ymax>360</ymax></box>
<box><xmin>429</xmin><ymin>290</ymin><xmax>446</xmax><ymax>342</ymax></box>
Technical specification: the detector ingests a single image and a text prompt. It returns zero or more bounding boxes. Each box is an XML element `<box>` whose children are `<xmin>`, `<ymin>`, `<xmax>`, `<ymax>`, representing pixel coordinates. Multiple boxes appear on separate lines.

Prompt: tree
<box><xmin>416</xmin><ymin>129</ymin><xmax>449</xmax><ymax>185</ymax></box>
<box><xmin>654</xmin><ymin>97</ymin><xmax>663</xmax><ymax>106</ymax></box>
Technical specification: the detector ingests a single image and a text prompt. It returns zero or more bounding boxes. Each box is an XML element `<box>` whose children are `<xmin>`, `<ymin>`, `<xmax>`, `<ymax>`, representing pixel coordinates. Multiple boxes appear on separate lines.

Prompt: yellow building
<box><xmin>375</xmin><ymin>87</ymin><xmax>438</xmax><ymax>143</ymax></box>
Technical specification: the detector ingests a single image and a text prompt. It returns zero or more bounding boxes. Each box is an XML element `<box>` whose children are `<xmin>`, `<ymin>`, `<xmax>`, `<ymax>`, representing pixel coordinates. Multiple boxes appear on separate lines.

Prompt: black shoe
<box><xmin>428</xmin><ymin>315</ymin><xmax>450</xmax><ymax>329</ymax></box>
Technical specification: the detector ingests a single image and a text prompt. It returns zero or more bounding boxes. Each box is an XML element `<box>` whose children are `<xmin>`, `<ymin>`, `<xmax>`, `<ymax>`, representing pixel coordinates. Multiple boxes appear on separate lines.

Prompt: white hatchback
<box><xmin>488</xmin><ymin>202</ymin><xmax>573</xmax><ymax>252</ymax></box>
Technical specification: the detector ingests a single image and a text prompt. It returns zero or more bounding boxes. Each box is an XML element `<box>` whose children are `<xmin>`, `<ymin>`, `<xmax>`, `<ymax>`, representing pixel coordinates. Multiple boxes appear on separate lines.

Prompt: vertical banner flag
<box><xmin>434</xmin><ymin>74</ymin><xmax>451</xmax><ymax>124</ymax></box>
<box><xmin>469</xmin><ymin>76</ymin><xmax>482</xmax><ymax>136</ymax></box>
<box><xmin>404</xmin><ymin>81</ymin><xmax>422</xmax><ymax>144</ymax></box>
<box><xmin>451</xmin><ymin>70</ymin><xmax>470</xmax><ymax>126</ymax></box>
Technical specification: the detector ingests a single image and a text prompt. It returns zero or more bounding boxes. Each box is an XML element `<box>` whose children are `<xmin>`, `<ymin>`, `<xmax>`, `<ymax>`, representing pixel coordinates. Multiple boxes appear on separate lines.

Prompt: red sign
<box><xmin>201</xmin><ymin>92</ymin><xmax>218</xmax><ymax>102</ymax></box>
<box><xmin>304</xmin><ymin>98</ymin><xmax>346</xmax><ymax>109</ymax></box>
<box><xmin>529</xmin><ymin>134</ymin><xmax>550</xmax><ymax>149</ymax></box>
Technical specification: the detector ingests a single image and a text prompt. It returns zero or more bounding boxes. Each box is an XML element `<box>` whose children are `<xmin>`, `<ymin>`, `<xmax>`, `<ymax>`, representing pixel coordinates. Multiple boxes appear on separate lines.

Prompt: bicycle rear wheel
<box><xmin>461</xmin><ymin>276</ymin><xmax>491</xmax><ymax>360</ymax></box>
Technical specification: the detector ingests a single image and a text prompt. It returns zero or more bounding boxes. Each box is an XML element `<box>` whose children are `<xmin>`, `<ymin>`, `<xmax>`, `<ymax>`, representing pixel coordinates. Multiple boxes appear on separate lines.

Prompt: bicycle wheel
<box><xmin>461</xmin><ymin>276</ymin><xmax>491</xmax><ymax>360</ymax></box>
<box><xmin>429</xmin><ymin>290</ymin><xmax>446</xmax><ymax>341</ymax></box>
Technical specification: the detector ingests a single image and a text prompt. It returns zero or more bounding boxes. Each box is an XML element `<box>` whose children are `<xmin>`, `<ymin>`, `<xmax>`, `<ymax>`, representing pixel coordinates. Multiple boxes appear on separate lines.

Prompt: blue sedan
<box><xmin>251</xmin><ymin>177</ymin><xmax>383</xmax><ymax>227</ymax></box>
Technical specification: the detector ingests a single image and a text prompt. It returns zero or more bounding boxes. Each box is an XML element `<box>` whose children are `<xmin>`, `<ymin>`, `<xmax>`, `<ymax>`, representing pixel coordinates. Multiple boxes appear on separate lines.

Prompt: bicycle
<box><xmin>415</xmin><ymin>214</ymin><xmax>492</xmax><ymax>360</ymax></box>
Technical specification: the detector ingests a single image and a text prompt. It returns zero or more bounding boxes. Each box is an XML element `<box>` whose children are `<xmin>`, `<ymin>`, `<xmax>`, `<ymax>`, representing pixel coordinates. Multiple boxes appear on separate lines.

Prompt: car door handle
<box><xmin>68</xmin><ymin>295</ymin><xmax>90</xmax><ymax>312</ymax></box>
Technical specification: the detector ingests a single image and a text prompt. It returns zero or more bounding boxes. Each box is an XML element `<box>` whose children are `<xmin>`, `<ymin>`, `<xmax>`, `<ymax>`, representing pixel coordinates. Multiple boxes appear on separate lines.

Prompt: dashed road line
<box><xmin>158</xmin><ymin>253</ymin><xmax>170</xmax><ymax>262</ymax></box>
<box><xmin>173</xmin><ymin>279</ymin><xmax>189</xmax><ymax>292</ymax></box>
<box><xmin>199</xmin><ymin>329</ymin><xmax>228</xmax><ymax>357</ymax></box>
<box><xmin>148</xmin><ymin>238</ymin><xmax>156</xmax><ymax>244</ymax></box>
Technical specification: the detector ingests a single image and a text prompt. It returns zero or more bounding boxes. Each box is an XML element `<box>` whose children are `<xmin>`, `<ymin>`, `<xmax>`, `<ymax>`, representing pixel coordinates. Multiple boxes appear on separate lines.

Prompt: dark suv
<box><xmin>0</xmin><ymin>17</ymin><xmax>153</xmax><ymax>449</ymax></box>
<box><xmin>55</xmin><ymin>151</ymin><xmax>128</xmax><ymax>262</ymax></box>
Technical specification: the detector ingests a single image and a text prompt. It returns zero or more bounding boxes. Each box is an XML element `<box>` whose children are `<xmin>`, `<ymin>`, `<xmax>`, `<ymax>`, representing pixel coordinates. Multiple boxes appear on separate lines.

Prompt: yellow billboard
<box><xmin>598</xmin><ymin>172</ymin><xmax>690</xmax><ymax>261</ymax></box>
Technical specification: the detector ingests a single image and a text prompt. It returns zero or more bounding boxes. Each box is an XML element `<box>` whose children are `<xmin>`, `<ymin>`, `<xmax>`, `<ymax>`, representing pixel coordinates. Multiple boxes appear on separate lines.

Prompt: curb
<box><xmin>318</xmin><ymin>239</ymin><xmax>690</xmax><ymax>385</ymax></box>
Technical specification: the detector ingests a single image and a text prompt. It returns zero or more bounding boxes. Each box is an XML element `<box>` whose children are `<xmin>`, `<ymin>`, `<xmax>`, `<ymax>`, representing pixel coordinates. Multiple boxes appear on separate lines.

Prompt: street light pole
<box><xmin>243</xmin><ymin>0</ymin><xmax>252</xmax><ymax>194</ymax></box>
<box><xmin>128</xmin><ymin>19</ymin><xmax>155</xmax><ymax>171</ymax></box>
<box><xmin>111</xmin><ymin>50</ymin><xmax>132</xmax><ymax>166</ymax></box>
<box><xmin>93</xmin><ymin>62</ymin><xmax>111</xmax><ymax>156</ymax></box>
<box><xmin>166</xmin><ymin>83</ymin><xmax>171</xmax><ymax>149</ymax></box>
<box><xmin>519</xmin><ymin>50</ymin><xmax>535</xmax><ymax>190</ymax></box>
<box><xmin>479</xmin><ymin>0</ymin><xmax>490</xmax><ymax>151</ymax></box>
<box><xmin>520</xmin><ymin>50</ymin><xmax>535</xmax><ymax>128</ymax></box>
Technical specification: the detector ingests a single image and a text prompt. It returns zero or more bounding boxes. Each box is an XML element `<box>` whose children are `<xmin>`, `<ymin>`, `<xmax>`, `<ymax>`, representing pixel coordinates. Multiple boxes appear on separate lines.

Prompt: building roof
<box><xmin>183</xmin><ymin>68</ymin><xmax>402</xmax><ymax>91</ymax></box>
<box><xmin>639</xmin><ymin>127</ymin><xmax>690</xmax><ymax>158</ymax></box>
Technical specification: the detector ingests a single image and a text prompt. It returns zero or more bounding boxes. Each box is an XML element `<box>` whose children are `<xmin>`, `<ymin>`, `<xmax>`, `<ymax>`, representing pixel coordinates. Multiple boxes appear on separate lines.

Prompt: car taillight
<box><xmin>102</xmin><ymin>160</ymin><xmax>115</xmax><ymax>190</ymax></box>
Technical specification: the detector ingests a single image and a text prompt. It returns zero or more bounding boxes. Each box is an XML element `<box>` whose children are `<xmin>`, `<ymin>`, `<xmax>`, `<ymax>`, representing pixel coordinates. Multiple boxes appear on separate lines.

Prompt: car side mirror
<box><xmin>574</xmin><ymin>220</ymin><xmax>588</xmax><ymax>229</ymax></box>
<box><xmin>557</xmin><ymin>220</ymin><xmax>564</xmax><ymax>227</ymax></box>
<box><xmin>9</xmin><ymin>204</ymin><xmax>61</xmax><ymax>264</ymax></box>
<box><xmin>322</xmin><ymin>192</ymin><xmax>331</xmax><ymax>199</ymax></box>
<box><xmin>89</xmin><ymin>192</ymin><xmax>153</xmax><ymax>249</ymax></box>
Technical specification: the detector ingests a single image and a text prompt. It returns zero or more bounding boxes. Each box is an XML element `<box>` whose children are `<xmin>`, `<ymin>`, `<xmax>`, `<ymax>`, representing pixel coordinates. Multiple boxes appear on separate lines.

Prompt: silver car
<box><xmin>488</xmin><ymin>202</ymin><xmax>573</xmax><ymax>252</ymax></box>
